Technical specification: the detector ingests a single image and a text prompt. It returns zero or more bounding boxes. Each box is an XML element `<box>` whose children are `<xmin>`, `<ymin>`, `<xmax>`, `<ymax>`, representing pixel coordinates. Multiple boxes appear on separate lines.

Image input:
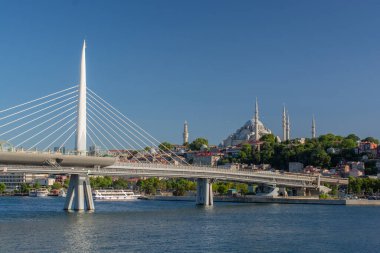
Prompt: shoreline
<box><xmin>145</xmin><ymin>195</ymin><xmax>380</xmax><ymax>206</ymax></box>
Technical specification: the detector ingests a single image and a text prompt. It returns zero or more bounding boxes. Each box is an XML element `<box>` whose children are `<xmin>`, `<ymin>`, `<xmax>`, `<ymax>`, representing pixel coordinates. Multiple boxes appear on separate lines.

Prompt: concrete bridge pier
<box><xmin>64</xmin><ymin>174</ymin><xmax>94</xmax><ymax>211</ymax></box>
<box><xmin>196</xmin><ymin>178</ymin><xmax>213</xmax><ymax>206</ymax></box>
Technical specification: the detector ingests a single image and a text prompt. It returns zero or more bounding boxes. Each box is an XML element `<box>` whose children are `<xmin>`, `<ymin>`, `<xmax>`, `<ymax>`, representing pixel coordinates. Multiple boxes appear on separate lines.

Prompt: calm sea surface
<box><xmin>0</xmin><ymin>197</ymin><xmax>379</xmax><ymax>253</ymax></box>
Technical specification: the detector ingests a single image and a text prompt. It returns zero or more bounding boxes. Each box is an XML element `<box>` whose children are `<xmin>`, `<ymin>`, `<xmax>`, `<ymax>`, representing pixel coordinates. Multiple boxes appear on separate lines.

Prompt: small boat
<box><xmin>93</xmin><ymin>189</ymin><xmax>140</xmax><ymax>201</ymax></box>
<box><xmin>29</xmin><ymin>188</ymin><xmax>49</xmax><ymax>197</ymax></box>
<box><xmin>58</xmin><ymin>189</ymin><xmax>67</xmax><ymax>197</ymax></box>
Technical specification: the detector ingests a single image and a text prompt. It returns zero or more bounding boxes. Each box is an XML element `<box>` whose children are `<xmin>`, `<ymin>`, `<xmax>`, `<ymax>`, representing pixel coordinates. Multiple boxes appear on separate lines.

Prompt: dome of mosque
<box><xmin>222</xmin><ymin>119</ymin><xmax>272</xmax><ymax>147</ymax></box>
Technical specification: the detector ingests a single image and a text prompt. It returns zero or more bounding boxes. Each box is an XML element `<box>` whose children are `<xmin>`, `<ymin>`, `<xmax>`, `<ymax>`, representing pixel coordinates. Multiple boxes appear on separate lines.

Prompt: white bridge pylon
<box><xmin>0</xmin><ymin>41</ymin><xmax>183</xmax><ymax>165</ymax></box>
<box><xmin>0</xmin><ymin>41</ymin><xmax>191</xmax><ymax>211</ymax></box>
<box><xmin>75</xmin><ymin>40</ymin><xmax>87</xmax><ymax>156</ymax></box>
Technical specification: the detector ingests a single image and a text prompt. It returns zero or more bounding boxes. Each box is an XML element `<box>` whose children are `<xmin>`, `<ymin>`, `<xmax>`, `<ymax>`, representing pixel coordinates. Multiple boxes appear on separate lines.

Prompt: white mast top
<box><xmin>76</xmin><ymin>40</ymin><xmax>87</xmax><ymax>155</ymax></box>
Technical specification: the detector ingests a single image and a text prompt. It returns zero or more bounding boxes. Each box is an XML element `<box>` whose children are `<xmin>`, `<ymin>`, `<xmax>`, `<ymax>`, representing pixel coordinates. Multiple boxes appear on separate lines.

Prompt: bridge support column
<box><xmin>64</xmin><ymin>174</ymin><xmax>94</xmax><ymax>211</ymax></box>
<box><xmin>196</xmin><ymin>178</ymin><xmax>213</xmax><ymax>206</ymax></box>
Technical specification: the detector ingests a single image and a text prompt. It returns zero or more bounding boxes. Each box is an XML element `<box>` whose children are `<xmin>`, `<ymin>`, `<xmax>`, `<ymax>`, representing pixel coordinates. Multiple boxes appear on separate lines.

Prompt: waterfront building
<box><xmin>358</xmin><ymin>141</ymin><xmax>378</xmax><ymax>153</ymax></box>
<box><xmin>185</xmin><ymin>151</ymin><xmax>222</xmax><ymax>166</ymax></box>
<box><xmin>34</xmin><ymin>177</ymin><xmax>56</xmax><ymax>187</ymax></box>
<box><xmin>0</xmin><ymin>173</ymin><xmax>49</xmax><ymax>191</ymax></box>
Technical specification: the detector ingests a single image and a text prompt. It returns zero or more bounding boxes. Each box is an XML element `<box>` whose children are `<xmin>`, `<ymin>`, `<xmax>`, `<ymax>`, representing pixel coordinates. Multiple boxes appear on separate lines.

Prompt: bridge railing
<box><xmin>111</xmin><ymin>162</ymin><xmax>317</xmax><ymax>182</ymax></box>
<box><xmin>1</xmin><ymin>164</ymin><xmax>318</xmax><ymax>187</ymax></box>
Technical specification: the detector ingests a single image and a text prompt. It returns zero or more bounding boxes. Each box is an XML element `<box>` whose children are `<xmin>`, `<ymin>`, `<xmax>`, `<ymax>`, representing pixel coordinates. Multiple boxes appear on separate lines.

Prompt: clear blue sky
<box><xmin>0</xmin><ymin>0</ymin><xmax>379</xmax><ymax>145</ymax></box>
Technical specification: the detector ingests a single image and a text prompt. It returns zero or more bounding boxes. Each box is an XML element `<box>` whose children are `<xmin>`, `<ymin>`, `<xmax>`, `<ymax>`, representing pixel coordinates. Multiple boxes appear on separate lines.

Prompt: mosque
<box><xmin>182</xmin><ymin>99</ymin><xmax>316</xmax><ymax>148</ymax></box>
<box><xmin>222</xmin><ymin>100</ymin><xmax>289</xmax><ymax>147</ymax></box>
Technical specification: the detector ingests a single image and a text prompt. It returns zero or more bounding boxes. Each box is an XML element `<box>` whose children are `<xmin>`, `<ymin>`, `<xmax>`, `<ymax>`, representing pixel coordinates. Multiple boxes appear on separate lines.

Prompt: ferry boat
<box><xmin>93</xmin><ymin>189</ymin><xmax>141</xmax><ymax>201</ymax></box>
<box><xmin>29</xmin><ymin>188</ymin><xmax>49</xmax><ymax>197</ymax></box>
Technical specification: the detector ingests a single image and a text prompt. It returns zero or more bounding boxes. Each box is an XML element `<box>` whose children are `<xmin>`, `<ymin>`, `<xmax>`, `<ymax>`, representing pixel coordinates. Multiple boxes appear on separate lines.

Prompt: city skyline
<box><xmin>0</xmin><ymin>1</ymin><xmax>379</xmax><ymax>145</ymax></box>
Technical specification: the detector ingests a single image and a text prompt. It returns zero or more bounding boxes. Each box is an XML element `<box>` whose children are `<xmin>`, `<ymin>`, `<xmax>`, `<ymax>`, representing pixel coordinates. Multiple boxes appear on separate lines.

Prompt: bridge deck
<box><xmin>0</xmin><ymin>162</ymin><xmax>348</xmax><ymax>188</ymax></box>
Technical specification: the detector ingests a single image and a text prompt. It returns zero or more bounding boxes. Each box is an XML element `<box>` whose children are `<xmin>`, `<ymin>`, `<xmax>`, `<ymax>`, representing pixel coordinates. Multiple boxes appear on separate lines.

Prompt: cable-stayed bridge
<box><xmin>0</xmin><ymin>41</ymin><xmax>347</xmax><ymax>211</ymax></box>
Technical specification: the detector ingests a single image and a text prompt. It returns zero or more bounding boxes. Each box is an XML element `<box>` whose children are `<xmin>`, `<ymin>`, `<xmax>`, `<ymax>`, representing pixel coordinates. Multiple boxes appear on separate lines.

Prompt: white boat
<box><xmin>58</xmin><ymin>189</ymin><xmax>67</xmax><ymax>197</ymax></box>
<box><xmin>29</xmin><ymin>188</ymin><xmax>49</xmax><ymax>197</ymax></box>
<box><xmin>93</xmin><ymin>189</ymin><xmax>141</xmax><ymax>201</ymax></box>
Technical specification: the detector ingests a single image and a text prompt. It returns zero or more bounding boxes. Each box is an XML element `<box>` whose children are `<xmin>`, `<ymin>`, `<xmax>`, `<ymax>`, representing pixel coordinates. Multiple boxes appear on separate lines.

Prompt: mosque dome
<box><xmin>222</xmin><ymin>119</ymin><xmax>272</xmax><ymax>147</ymax></box>
<box><xmin>221</xmin><ymin>100</ymin><xmax>284</xmax><ymax>147</ymax></box>
<box><xmin>200</xmin><ymin>144</ymin><xmax>208</xmax><ymax>151</ymax></box>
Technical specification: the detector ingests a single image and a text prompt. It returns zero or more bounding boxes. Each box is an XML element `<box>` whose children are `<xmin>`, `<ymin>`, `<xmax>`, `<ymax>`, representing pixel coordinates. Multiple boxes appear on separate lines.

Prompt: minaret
<box><xmin>282</xmin><ymin>106</ymin><xmax>287</xmax><ymax>141</ymax></box>
<box><xmin>312</xmin><ymin>115</ymin><xmax>316</xmax><ymax>139</ymax></box>
<box><xmin>75</xmin><ymin>40</ymin><xmax>87</xmax><ymax>155</ymax></box>
<box><xmin>183</xmin><ymin>121</ymin><xmax>189</xmax><ymax>145</ymax></box>
<box><xmin>254</xmin><ymin>98</ymin><xmax>259</xmax><ymax>141</ymax></box>
<box><xmin>286</xmin><ymin>111</ymin><xmax>290</xmax><ymax>141</ymax></box>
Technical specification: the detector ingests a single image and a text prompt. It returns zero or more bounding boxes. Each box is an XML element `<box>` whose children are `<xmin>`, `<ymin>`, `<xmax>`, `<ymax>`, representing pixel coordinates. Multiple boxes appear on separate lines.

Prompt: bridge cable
<box><xmin>43</xmin><ymin>122</ymin><xmax>77</xmax><ymax>151</ymax></box>
<box><xmin>27</xmin><ymin>116</ymin><xmax>77</xmax><ymax>151</ymax></box>
<box><xmin>0</xmin><ymin>101</ymin><xmax>77</xmax><ymax>137</ymax></box>
<box><xmin>87</xmin><ymin>107</ymin><xmax>152</xmax><ymax>163</ymax></box>
<box><xmin>87</xmin><ymin>97</ymin><xmax>173</xmax><ymax>164</ymax></box>
<box><xmin>0</xmin><ymin>90</ymin><xmax>78</xmax><ymax>121</ymax></box>
<box><xmin>87</xmin><ymin>89</ymin><xmax>188</xmax><ymax>165</ymax></box>
<box><xmin>87</xmin><ymin>124</ymin><xmax>141</xmax><ymax>162</ymax></box>
<box><xmin>87</xmin><ymin>114</ymin><xmax>142</xmax><ymax>161</ymax></box>
<box><xmin>87</xmin><ymin>88</ymin><xmax>187</xmax><ymax>164</ymax></box>
<box><xmin>87</xmin><ymin>98</ymin><xmax>160</xmax><ymax>157</ymax></box>
<box><xmin>87</xmin><ymin>125</ymin><xmax>110</xmax><ymax>151</ymax></box>
<box><xmin>87</xmin><ymin>102</ymin><xmax>164</xmax><ymax>162</ymax></box>
<box><xmin>15</xmin><ymin>110</ymin><xmax>77</xmax><ymax>148</ymax></box>
<box><xmin>58</xmin><ymin>128</ymin><xmax>76</xmax><ymax>151</ymax></box>
<box><xmin>6</xmin><ymin>105</ymin><xmax>77</xmax><ymax>142</ymax></box>
<box><xmin>87</xmin><ymin>91</ymin><xmax>167</xmax><ymax>151</ymax></box>
<box><xmin>0</xmin><ymin>95</ymin><xmax>78</xmax><ymax>129</ymax></box>
<box><xmin>87</xmin><ymin>118</ymin><xmax>127</xmax><ymax>158</ymax></box>
<box><xmin>87</xmin><ymin>92</ymin><xmax>179</xmax><ymax>164</ymax></box>
<box><xmin>0</xmin><ymin>85</ymin><xmax>77</xmax><ymax>114</ymax></box>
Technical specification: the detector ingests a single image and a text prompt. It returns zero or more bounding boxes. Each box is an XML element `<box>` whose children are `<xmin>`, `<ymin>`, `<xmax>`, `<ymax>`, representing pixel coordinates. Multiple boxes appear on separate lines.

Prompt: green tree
<box><xmin>346</xmin><ymin>134</ymin><xmax>360</xmax><ymax>142</ymax></box>
<box><xmin>189</xmin><ymin>138</ymin><xmax>209</xmax><ymax>151</ymax></box>
<box><xmin>239</xmin><ymin>144</ymin><xmax>253</xmax><ymax>163</ymax></box>
<box><xmin>63</xmin><ymin>179</ymin><xmax>69</xmax><ymax>189</ymax></box>
<box><xmin>0</xmin><ymin>183</ymin><xmax>6</xmax><ymax>193</ymax></box>
<box><xmin>158</xmin><ymin>142</ymin><xmax>174</xmax><ymax>151</ymax></box>
<box><xmin>90</xmin><ymin>176</ymin><xmax>113</xmax><ymax>189</ymax></box>
<box><xmin>20</xmin><ymin>183</ymin><xmax>30</xmax><ymax>193</ymax></box>
<box><xmin>330</xmin><ymin>185</ymin><xmax>338</xmax><ymax>196</ymax></box>
<box><xmin>260</xmin><ymin>142</ymin><xmax>275</xmax><ymax>164</ymax></box>
<box><xmin>113</xmin><ymin>178</ymin><xmax>129</xmax><ymax>189</ymax></box>
<box><xmin>33</xmin><ymin>182</ymin><xmax>41</xmax><ymax>189</ymax></box>
<box><xmin>236</xmin><ymin>183</ymin><xmax>249</xmax><ymax>195</ymax></box>
<box><xmin>51</xmin><ymin>182</ymin><xmax>62</xmax><ymax>190</ymax></box>
<box><xmin>217</xmin><ymin>183</ymin><xmax>229</xmax><ymax>195</ymax></box>
<box><xmin>341</xmin><ymin>139</ymin><xmax>357</xmax><ymax>149</ymax></box>
<box><xmin>310</xmin><ymin>147</ymin><xmax>331</xmax><ymax>167</ymax></box>
<box><xmin>362</xmin><ymin>137</ymin><xmax>379</xmax><ymax>144</ymax></box>
<box><xmin>138</xmin><ymin>177</ymin><xmax>161</xmax><ymax>195</ymax></box>
<box><xmin>260</xmin><ymin>134</ymin><xmax>276</xmax><ymax>144</ymax></box>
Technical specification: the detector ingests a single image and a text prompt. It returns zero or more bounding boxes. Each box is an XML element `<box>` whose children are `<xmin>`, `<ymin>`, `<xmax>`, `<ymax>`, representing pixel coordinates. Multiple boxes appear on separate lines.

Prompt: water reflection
<box><xmin>62</xmin><ymin>212</ymin><xmax>96</xmax><ymax>253</ymax></box>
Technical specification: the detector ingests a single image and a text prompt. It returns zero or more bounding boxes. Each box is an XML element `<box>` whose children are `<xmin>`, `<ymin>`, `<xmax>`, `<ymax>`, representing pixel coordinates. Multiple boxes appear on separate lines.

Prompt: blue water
<box><xmin>0</xmin><ymin>197</ymin><xmax>379</xmax><ymax>253</ymax></box>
